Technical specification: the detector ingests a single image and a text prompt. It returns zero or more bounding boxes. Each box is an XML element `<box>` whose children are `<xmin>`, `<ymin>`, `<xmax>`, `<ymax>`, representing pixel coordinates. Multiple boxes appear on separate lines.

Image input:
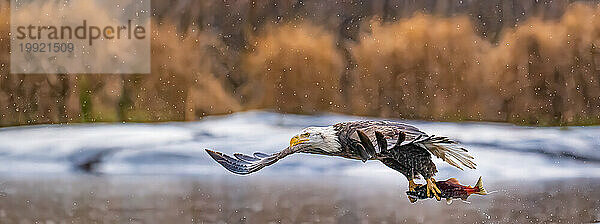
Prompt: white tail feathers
<box><xmin>424</xmin><ymin>139</ymin><xmax>477</xmax><ymax>170</ymax></box>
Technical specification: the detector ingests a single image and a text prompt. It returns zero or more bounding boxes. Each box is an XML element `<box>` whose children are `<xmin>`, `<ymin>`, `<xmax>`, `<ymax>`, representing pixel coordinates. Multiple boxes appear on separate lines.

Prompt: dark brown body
<box><xmin>331</xmin><ymin>121</ymin><xmax>438</xmax><ymax>181</ymax></box>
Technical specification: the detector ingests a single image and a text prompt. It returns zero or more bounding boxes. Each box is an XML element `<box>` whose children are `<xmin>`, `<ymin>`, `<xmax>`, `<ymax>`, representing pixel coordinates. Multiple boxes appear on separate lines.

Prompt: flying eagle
<box><xmin>205</xmin><ymin>121</ymin><xmax>476</xmax><ymax>202</ymax></box>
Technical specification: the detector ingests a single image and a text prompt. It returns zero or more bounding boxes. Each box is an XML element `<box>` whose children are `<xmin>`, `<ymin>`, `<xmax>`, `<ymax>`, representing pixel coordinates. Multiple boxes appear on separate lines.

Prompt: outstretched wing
<box><xmin>335</xmin><ymin>121</ymin><xmax>427</xmax><ymax>151</ymax></box>
<box><xmin>205</xmin><ymin>147</ymin><xmax>296</xmax><ymax>175</ymax></box>
<box><xmin>337</xmin><ymin>121</ymin><xmax>476</xmax><ymax>170</ymax></box>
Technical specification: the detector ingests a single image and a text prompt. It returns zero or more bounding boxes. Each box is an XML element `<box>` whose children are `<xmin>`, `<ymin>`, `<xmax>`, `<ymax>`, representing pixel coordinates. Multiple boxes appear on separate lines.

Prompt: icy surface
<box><xmin>0</xmin><ymin>111</ymin><xmax>599</xmax><ymax>180</ymax></box>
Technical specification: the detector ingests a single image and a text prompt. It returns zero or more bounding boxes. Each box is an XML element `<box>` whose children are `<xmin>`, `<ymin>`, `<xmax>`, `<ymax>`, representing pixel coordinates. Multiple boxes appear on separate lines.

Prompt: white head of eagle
<box><xmin>289</xmin><ymin>126</ymin><xmax>342</xmax><ymax>153</ymax></box>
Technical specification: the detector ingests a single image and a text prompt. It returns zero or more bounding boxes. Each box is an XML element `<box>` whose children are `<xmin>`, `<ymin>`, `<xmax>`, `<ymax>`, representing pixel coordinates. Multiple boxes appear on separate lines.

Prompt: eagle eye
<box><xmin>300</xmin><ymin>133</ymin><xmax>310</xmax><ymax>138</ymax></box>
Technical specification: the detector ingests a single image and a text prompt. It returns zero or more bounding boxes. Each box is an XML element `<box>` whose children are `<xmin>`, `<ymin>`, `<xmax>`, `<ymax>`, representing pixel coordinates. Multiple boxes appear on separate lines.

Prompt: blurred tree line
<box><xmin>1</xmin><ymin>0</ymin><xmax>600</xmax><ymax>126</ymax></box>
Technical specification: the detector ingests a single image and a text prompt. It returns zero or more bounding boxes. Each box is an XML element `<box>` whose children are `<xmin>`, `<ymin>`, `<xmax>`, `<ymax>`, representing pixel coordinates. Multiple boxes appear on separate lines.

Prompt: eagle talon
<box><xmin>408</xmin><ymin>196</ymin><xmax>418</xmax><ymax>203</ymax></box>
<box><xmin>408</xmin><ymin>179</ymin><xmax>418</xmax><ymax>191</ymax></box>
<box><xmin>431</xmin><ymin>178</ymin><xmax>442</xmax><ymax>194</ymax></box>
<box><xmin>426</xmin><ymin>178</ymin><xmax>441</xmax><ymax>201</ymax></box>
<box><xmin>407</xmin><ymin>179</ymin><xmax>420</xmax><ymax>203</ymax></box>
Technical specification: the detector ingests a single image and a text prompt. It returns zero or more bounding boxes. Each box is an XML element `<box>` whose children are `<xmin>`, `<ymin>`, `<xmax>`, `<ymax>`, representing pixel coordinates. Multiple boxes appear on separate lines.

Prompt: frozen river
<box><xmin>0</xmin><ymin>111</ymin><xmax>599</xmax><ymax>182</ymax></box>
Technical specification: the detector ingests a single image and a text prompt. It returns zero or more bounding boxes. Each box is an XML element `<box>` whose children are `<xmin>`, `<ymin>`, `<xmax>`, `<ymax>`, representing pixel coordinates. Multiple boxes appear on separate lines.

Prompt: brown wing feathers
<box><xmin>356</xmin><ymin>130</ymin><xmax>376</xmax><ymax>161</ymax></box>
<box><xmin>357</xmin><ymin>129</ymin><xmax>476</xmax><ymax>170</ymax></box>
<box><xmin>374</xmin><ymin>131</ymin><xmax>388</xmax><ymax>153</ymax></box>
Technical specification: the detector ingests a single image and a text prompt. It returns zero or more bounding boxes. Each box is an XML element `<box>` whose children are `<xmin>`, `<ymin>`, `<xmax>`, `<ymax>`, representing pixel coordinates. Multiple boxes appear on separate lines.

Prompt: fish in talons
<box><xmin>406</xmin><ymin>176</ymin><xmax>488</xmax><ymax>204</ymax></box>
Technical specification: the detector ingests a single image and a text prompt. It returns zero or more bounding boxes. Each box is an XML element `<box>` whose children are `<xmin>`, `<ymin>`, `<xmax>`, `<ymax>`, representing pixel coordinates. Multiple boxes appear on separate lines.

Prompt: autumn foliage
<box><xmin>1</xmin><ymin>1</ymin><xmax>600</xmax><ymax>126</ymax></box>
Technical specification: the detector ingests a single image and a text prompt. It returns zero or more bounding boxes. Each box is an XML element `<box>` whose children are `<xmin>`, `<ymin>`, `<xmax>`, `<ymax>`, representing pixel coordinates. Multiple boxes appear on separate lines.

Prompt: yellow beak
<box><xmin>290</xmin><ymin>135</ymin><xmax>308</xmax><ymax>147</ymax></box>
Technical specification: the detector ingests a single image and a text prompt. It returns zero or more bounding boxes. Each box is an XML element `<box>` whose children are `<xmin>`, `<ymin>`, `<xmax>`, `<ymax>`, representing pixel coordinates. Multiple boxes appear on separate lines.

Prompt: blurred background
<box><xmin>2</xmin><ymin>0</ymin><xmax>600</xmax><ymax>127</ymax></box>
<box><xmin>1</xmin><ymin>0</ymin><xmax>600</xmax><ymax>223</ymax></box>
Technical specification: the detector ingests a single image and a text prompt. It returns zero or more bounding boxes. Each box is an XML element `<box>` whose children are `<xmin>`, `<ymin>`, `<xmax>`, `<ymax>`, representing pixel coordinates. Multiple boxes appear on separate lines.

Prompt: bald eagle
<box><xmin>205</xmin><ymin>121</ymin><xmax>476</xmax><ymax>202</ymax></box>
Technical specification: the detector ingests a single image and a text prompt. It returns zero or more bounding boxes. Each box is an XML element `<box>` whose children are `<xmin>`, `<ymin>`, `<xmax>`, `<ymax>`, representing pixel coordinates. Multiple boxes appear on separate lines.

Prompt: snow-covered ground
<box><xmin>0</xmin><ymin>111</ymin><xmax>599</xmax><ymax>181</ymax></box>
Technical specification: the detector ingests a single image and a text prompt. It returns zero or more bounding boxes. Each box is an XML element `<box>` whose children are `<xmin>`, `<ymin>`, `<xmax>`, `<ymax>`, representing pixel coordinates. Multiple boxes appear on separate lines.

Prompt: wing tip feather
<box><xmin>205</xmin><ymin>149</ymin><xmax>252</xmax><ymax>175</ymax></box>
<box><xmin>205</xmin><ymin>149</ymin><xmax>286</xmax><ymax>175</ymax></box>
